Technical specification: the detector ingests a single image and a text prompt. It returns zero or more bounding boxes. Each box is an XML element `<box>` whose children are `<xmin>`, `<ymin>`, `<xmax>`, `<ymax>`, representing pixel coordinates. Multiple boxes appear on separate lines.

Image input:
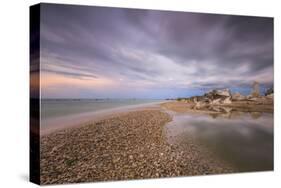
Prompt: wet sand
<box><xmin>40</xmin><ymin>105</ymin><xmax>235</xmax><ymax>184</ymax></box>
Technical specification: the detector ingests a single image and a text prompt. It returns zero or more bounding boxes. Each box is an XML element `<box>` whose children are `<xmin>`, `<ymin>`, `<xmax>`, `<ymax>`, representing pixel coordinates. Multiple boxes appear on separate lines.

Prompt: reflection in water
<box><xmin>165</xmin><ymin>112</ymin><xmax>273</xmax><ymax>172</ymax></box>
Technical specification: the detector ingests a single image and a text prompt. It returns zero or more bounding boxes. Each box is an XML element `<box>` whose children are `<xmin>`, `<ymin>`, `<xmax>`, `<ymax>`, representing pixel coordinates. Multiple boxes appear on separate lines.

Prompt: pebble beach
<box><xmin>40</xmin><ymin>109</ymin><xmax>235</xmax><ymax>184</ymax></box>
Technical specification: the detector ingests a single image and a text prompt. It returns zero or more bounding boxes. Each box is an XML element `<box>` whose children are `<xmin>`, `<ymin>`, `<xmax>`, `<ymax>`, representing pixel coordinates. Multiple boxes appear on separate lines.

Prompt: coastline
<box><xmin>161</xmin><ymin>100</ymin><xmax>273</xmax><ymax>116</ymax></box>
<box><xmin>40</xmin><ymin>99</ymin><xmax>273</xmax><ymax>184</ymax></box>
<box><xmin>40</xmin><ymin>101</ymin><xmax>165</xmax><ymax>135</ymax></box>
<box><xmin>40</xmin><ymin>108</ymin><xmax>235</xmax><ymax>184</ymax></box>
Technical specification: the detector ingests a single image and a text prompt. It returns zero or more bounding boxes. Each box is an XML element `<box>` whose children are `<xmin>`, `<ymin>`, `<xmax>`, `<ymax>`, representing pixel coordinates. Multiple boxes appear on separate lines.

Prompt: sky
<box><xmin>40</xmin><ymin>3</ymin><xmax>273</xmax><ymax>99</ymax></box>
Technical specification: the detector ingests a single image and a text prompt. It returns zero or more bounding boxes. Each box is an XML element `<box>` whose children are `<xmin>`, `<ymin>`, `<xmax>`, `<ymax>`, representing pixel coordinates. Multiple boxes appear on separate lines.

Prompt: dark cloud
<box><xmin>40</xmin><ymin>3</ymin><xmax>273</xmax><ymax>98</ymax></box>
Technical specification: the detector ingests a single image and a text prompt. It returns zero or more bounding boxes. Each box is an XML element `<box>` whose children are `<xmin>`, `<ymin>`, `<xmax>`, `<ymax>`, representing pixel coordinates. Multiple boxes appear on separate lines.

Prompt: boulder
<box><xmin>194</xmin><ymin>101</ymin><xmax>205</xmax><ymax>109</ymax></box>
<box><xmin>204</xmin><ymin>89</ymin><xmax>231</xmax><ymax>99</ymax></box>
<box><xmin>222</xmin><ymin>97</ymin><xmax>232</xmax><ymax>104</ymax></box>
<box><xmin>215</xmin><ymin>89</ymin><xmax>231</xmax><ymax>97</ymax></box>
<box><xmin>232</xmin><ymin>92</ymin><xmax>246</xmax><ymax>101</ymax></box>
<box><xmin>246</xmin><ymin>95</ymin><xmax>252</xmax><ymax>99</ymax></box>
<box><xmin>265</xmin><ymin>87</ymin><xmax>273</xmax><ymax>96</ymax></box>
<box><xmin>210</xmin><ymin>98</ymin><xmax>222</xmax><ymax>105</ymax></box>
<box><xmin>203</xmin><ymin>89</ymin><xmax>232</xmax><ymax>105</ymax></box>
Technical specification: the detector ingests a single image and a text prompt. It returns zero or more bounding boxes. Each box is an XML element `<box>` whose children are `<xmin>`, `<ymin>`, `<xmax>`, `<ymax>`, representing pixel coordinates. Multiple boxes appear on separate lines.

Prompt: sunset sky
<box><xmin>40</xmin><ymin>3</ymin><xmax>273</xmax><ymax>99</ymax></box>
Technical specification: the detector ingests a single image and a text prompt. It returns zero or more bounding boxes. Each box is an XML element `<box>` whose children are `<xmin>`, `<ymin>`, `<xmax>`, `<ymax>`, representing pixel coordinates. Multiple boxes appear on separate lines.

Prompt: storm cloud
<box><xmin>40</xmin><ymin>3</ymin><xmax>273</xmax><ymax>98</ymax></box>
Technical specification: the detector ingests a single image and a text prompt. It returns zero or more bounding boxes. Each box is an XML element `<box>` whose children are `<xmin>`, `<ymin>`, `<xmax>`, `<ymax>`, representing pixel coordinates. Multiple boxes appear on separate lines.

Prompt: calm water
<box><xmin>165</xmin><ymin>112</ymin><xmax>273</xmax><ymax>172</ymax></box>
<box><xmin>41</xmin><ymin>99</ymin><xmax>164</xmax><ymax>120</ymax></box>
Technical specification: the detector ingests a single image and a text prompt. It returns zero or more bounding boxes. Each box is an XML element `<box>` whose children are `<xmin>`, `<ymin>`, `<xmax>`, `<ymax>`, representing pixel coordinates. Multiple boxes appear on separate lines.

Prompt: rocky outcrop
<box><xmin>194</xmin><ymin>101</ymin><xmax>207</xmax><ymax>109</ymax></box>
<box><xmin>232</xmin><ymin>92</ymin><xmax>246</xmax><ymax>101</ymax></box>
<box><xmin>204</xmin><ymin>89</ymin><xmax>231</xmax><ymax>99</ymax></box>
<box><xmin>203</xmin><ymin>89</ymin><xmax>232</xmax><ymax>105</ymax></box>
<box><xmin>251</xmin><ymin>81</ymin><xmax>260</xmax><ymax>97</ymax></box>
<box><xmin>179</xmin><ymin>81</ymin><xmax>273</xmax><ymax>112</ymax></box>
<box><xmin>215</xmin><ymin>89</ymin><xmax>231</xmax><ymax>97</ymax></box>
<box><xmin>210</xmin><ymin>98</ymin><xmax>222</xmax><ymax>105</ymax></box>
<box><xmin>222</xmin><ymin>97</ymin><xmax>232</xmax><ymax>104</ymax></box>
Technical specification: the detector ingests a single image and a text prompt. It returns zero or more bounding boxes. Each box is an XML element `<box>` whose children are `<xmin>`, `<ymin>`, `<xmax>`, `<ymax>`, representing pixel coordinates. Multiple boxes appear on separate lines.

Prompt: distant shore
<box><xmin>161</xmin><ymin>100</ymin><xmax>273</xmax><ymax>115</ymax></box>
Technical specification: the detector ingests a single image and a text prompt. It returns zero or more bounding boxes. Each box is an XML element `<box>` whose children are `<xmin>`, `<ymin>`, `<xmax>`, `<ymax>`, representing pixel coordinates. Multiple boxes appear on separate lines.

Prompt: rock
<box><xmin>208</xmin><ymin>89</ymin><xmax>231</xmax><ymax>99</ymax></box>
<box><xmin>248</xmin><ymin>97</ymin><xmax>258</xmax><ymax>101</ymax></box>
<box><xmin>192</xmin><ymin>97</ymin><xmax>197</xmax><ymax>103</ymax></box>
<box><xmin>194</xmin><ymin>101</ymin><xmax>206</xmax><ymax>109</ymax></box>
<box><xmin>192</xmin><ymin>89</ymin><xmax>234</xmax><ymax>106</ymax></box>
<box><xmin>232</xmin><ymin>92</ymin><xmax>246</xmax><ymax>101</ymax></box>
<box><xmin>222</xmin><ymin>97</ymin><xmax>232</xmax><ymax>104</ymax></box>
<box><xmin>112</xmin><ymin>157</ymin><xmax>120</xmax><ymax>163</ymax></box>
<box><xmin>209</xmin><ymin>106</ymin><xmax>223</xmax><ymax>112</ymax></box>
<box><xmin>266</xmin><ymin>93</ymin><xmax>274</xmax><ymax>98</ymax></box>
<box><xmin>251</xmin><ymin>81</ymin><xmax>260</xmax><ymax>97</ymax></box>
<box><xmin>246</xmin><ymin>95</ymin><xmax>252</xmax><ymax>99</ymax></box>
<box><xmin>210</xmin><ymin>98</ymin><xmax>221</xmax><ymax>105</ymax></box>
<box><xmin>221</xmin><ymin>107</ymin><xmax>232</xmax><ymax>113</ymax></box>
<box><xmin>204</xmin><ymin>89</ymin><xmax>231</xmax><ymax>99</ymax></box>
<box><xmin>265</xmin><ymin>87</ymin><xmax>273</xmax><ymax>96</ymax></box>
<box><xmin>214</xmin><ymin>89</ymin><xmax>231</xmax><ymax>97</ymax></box>
<box><xmin>264</xmin><ymin>87</ymin><xmax>273</xmax><ymax>96</ymax></box>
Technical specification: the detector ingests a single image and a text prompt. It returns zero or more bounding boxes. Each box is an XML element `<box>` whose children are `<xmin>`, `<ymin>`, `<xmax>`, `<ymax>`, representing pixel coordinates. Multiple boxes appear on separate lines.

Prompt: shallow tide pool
<box><xmin>165</xmin><ymin>111</ymin><xmax>273</xmax><ymax>172</ymax></box>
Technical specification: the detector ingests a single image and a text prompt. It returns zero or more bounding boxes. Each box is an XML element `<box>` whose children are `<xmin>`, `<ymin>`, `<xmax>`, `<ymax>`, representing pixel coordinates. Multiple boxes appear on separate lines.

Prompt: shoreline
<box><xmin>40</xmin><ymin>108</ymin><xmax>235</xmax><ymax>184</ymax></box>
<box><xmin>40</xmin><ymin>101</ymin><xmax>165</xmax><ymax>135</ymax></box>
<box><xmin>161</xmin><ymin>101</ymin><xmax>273</xmax><ymax>115</ymax></box>
<box><xmin>40</xmin><ymin>100</ymin><xmax>273</xmax><ymax>184</ymax></box>
<box><xmin>41</xmin><ymin>97</ymin><xmax>273</xmax><ymax>136</ymax></box>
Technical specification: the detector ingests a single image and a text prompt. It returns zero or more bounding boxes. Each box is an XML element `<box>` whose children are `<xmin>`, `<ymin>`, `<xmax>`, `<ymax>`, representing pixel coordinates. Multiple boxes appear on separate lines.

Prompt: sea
<box><xmin>40</xmin><ymin>98</ymin><xmax>273</xmax><ymax>172</ymax></box>
<box><xmin>41</xmin><ymin>98</ymin><xmax>164</xmax><ymax>121</ymax></box>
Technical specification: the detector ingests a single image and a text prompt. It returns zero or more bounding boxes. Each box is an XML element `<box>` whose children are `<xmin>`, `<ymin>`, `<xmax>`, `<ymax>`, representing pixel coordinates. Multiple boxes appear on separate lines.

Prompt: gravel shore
<box><xmin>40</xmin><ymin>109</ymin><xmax>235</xmax><ymax>185</ymax></box>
